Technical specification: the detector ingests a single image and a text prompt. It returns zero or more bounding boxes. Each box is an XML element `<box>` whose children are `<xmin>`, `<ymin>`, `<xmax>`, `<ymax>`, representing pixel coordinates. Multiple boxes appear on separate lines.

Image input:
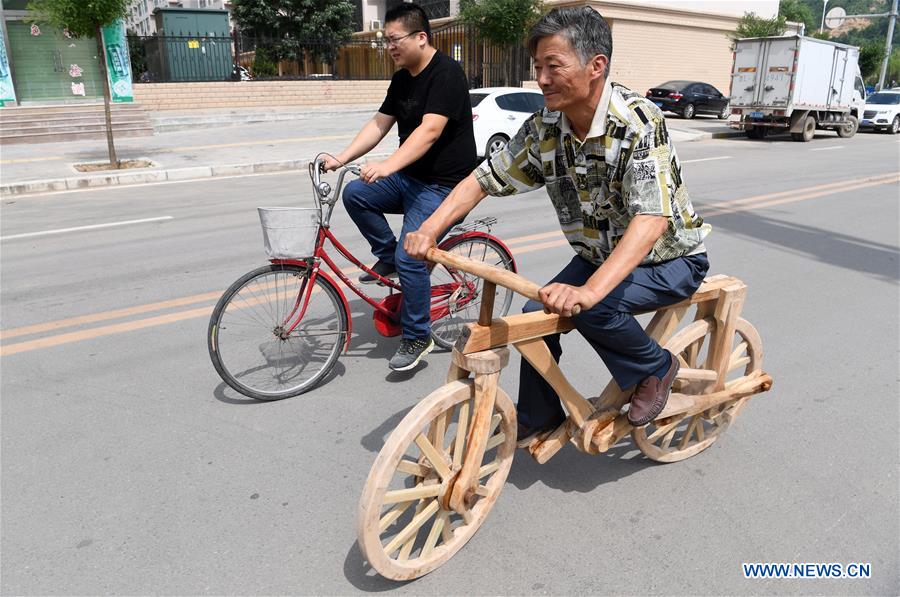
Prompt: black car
<box><xmin>646</xmin><ymin>81</ymin><xmax>729</xmax><ymax>119</ymax></box>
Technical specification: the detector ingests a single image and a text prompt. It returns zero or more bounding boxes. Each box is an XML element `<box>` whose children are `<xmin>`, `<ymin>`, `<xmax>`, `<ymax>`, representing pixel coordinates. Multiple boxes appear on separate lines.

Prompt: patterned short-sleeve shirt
<box><xmin>474</xmin><ymin>82</ymin><xmax>710</xmax><ymax>266</ymax></box>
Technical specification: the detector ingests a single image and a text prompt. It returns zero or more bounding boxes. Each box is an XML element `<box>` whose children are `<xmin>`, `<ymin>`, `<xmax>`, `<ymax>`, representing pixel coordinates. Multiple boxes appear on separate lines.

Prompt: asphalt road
<box><xmin>2</xmin><ymin>130</ymin><xmax>898</xmax><ymax>595</ymax></box>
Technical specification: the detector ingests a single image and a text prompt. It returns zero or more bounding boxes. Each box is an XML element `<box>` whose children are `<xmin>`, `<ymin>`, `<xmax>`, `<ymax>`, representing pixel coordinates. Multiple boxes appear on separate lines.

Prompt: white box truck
<box><xmin>728</xmin><ymin>35</ymin><xmax>866</xmax><ymax>141</ymax></box>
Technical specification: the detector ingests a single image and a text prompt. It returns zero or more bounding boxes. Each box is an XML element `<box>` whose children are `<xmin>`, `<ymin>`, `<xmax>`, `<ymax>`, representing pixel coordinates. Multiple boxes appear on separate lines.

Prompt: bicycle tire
<box><xmin>429</xmin><ymin>235</ymin><xmax>515</xmax><ymax>349</ymax></box>
<box><xmin>208</xmin><ymin>263</ymin><xmax>348</xmax><ymax>400</ymax></box>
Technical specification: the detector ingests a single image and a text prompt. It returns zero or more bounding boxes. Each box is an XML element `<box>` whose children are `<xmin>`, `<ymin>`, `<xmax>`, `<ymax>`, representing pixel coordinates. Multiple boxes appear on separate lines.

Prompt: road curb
<box><xmin>0</xmin><ymin>153</ymin><xmax>392</xmax><ymax>197</ymax></box>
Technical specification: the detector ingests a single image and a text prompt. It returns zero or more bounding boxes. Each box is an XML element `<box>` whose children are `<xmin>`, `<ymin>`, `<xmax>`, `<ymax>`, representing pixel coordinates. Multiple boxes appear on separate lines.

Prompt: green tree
<box><xmin>779</xmin><ymin>0</ymin><xmax>815</xmax><ymax>33</ymax></box>
<box><xmin>459</xmin><ymin>0</ymin><xmax>544</xmax><ymax>85</ymax></box>
<box><xmin>859</xmin><ymin>41</ymin><xmax>886</xmax><ymax>81</ymax></box>
<box><xmin>28</xmin><ymin>0</ymin><xmax>129</xmax><ymax>167</ymax></box>
<box><xmin>731</xmin><ymin>11</ymin><xmax>788</xmax><ymax>41</ymax></box>
<box><xmin>232</xmin><ymin>0</ymin><xmax>354</xmax><ymax>74</ymax></box>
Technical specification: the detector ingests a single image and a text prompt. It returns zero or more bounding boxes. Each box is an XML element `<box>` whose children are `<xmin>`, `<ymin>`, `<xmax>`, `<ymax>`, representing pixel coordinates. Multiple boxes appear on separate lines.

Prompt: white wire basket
<box><xmin>258</xmin><ymin>207</ymin><xmax>320</xmax><ymax>259</ymax></box>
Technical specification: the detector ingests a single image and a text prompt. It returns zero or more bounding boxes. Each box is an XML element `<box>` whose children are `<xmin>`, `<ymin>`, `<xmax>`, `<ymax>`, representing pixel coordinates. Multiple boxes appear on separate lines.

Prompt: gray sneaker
<box><xmin>388</xmin><ymin>337</ymin><xmax>434</xmax><ymax>371</ymax></box>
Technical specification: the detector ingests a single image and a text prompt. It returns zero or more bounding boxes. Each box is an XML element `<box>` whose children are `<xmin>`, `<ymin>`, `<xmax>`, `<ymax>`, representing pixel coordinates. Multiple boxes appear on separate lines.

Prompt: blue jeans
<box><xmin>342</xmin><ymin>172</ymin><xmax>451</xmax><ymax>339</ymax></box>
<box><xmin>518</xmin><ymin>253</ymin><xmax>710</xmax><ymax>429</ymax></box>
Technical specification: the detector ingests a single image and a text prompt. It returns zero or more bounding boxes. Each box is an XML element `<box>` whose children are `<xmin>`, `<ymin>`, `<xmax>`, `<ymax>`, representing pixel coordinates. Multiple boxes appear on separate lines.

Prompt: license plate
<box><xmin>748</xmin><ymin>111</ymin><xmax>763</xmax><ymax>119</ymax></box>
<box><xmin>654</xmin><ymin>101</ymin><xmax>663</xmax><ymax>107</ymax></box>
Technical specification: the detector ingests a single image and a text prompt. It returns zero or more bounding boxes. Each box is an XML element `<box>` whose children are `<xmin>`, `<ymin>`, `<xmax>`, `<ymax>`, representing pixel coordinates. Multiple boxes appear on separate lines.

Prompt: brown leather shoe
<box><xmin>627</xmin><ymin>351</ymin><xmax>680</xmax><ymax>427</ymax></box>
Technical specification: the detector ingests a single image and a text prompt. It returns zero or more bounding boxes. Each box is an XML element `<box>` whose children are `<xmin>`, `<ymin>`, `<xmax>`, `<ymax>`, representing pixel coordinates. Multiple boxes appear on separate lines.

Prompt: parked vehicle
<box><xmin>470</xmin><ymin>87</ymin><xmax>545</xmax><ymax>157</ymax></box>
<box><xmin>859</xmin><ymin>89</ymin><xmax>900</xmax><ymax>133</ymax></box>
<box><xmin>729</xmin><ymin>35</ymin><xmax>865</xmax><ymax>141</ymax></box>
<box><xmin>645</xmin><ymin>80</ymin><xmax>729</xmax><ymax>119</ymax></box>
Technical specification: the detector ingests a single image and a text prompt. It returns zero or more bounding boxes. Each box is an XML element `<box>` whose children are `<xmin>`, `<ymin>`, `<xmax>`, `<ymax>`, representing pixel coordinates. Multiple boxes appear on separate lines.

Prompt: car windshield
<box><xmin>470</xmin><ymin>93</ymin><xmax>488</xmax><ymax>107</ymax></box>
<box><xmin>866</xmin><ymin>93</ymin><xmax>900</xmax><ymax>105</ymax></box>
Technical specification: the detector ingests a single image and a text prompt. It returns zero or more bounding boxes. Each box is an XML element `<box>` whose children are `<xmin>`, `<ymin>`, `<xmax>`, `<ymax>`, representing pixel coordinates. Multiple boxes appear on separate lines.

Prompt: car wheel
<box><xmin>837</xmin><ymin>115</ymin><xmax>858</xmax><ymax>138</ymax></box>
<box><xmin>682</xmin><ymin>103</ymin><xmax>695</xmax><ymax>119</ymax></box>
<box><xmin>718</xmin><ymin>105</ymin><xmax>730</xmax><ymax>120</ymax></box>
<box><xmin>890</xmin><ymin>115</ymin><xmax>900</xmax><ymax>134</ymax></box>
<box><xmin>485</xmin><ymin>134</ymin><xmax>509</xmax><ymax>157</ymax></box>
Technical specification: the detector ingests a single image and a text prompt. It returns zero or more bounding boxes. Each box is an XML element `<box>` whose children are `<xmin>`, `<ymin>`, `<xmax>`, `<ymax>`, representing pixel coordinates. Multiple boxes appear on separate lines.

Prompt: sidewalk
<box><xmin>0</xmin><ymin>104</ymin><xmax>740</xmax><ymax>196</ymax></box>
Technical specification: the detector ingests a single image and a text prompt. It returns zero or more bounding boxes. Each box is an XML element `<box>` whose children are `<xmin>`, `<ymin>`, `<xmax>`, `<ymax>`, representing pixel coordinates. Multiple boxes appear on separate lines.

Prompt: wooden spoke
<box><xmin>679</xmin><ymin>416</ymin><xmax>700</xmax><ymax>449</ymax></box>
<box><xmin>420</xmin><ymin>512</ymin><xmax>446</xmax><ymax>559</ymax></box>
<box><xmin>414</xmin><ymin>433</ymin><xmax>451</xmax><ymax>480</ymax></box>
<box><xmin>728</xmin><ymin>356</ymin><xmax>751</xmax><ymax>373</ymax></box>
<box><xmin>686</xmin><ymin>336</ymin><xmax>704</xmax><ymax>368</ymax></box>
<box><xmin>383</xmin><ymin>500</ymin><xmax>440</xmax><ymax>556</ymax></box>
<box><xmin>485</xmin><ymin>431</ymin><xmax>506</xmax><ymax>451</ymax></box>
<box><xmin>730</xmin><ymin>341</ymin><xmax>748</xmax><ymax>364</ymax></box>
<box><xmin>396</xmin><ymin>459</ymin><xmax>431</xmax><ymax>478</ymax></box>
<box><xmin>429</xmin><ymin>409</ymin><xmax>450</xmax><ymax>454</ymax></box>
<box><xmin>383</xmin><ymin>484</ymin><xmax>441</xmax><ymax>504</ymax></box>
<box><xmin>647</xmin><ymin>418</ymin><xmax>683</xmax><ymax>442</ymax></box>
<box><xmin>478</xmin><ymin>460</ymin><xmax>500</xmax><ymax>479</ymax></box>
<box><xmin>660</xmin><ymin>425</ymin><xmax>678</xmax><ymax>449</ymax></box>
<box><xmin>694</xmin><ymin>417</ymin><xmax>705</xmax><ymax>441</ymax></box>
<box><xmin>489</xmin><ymin>413</ymin><xmax>502</xmax><ymax>436</ymax></box>
<box><xmin>379</xmin><ymin>500</ymin><xmax>415</xmax><ymax>533</ymax></box>
<box><xmin>452</xmin><ymin>399</ymin><xmax>470</xmax><ymax>469</ymax></box>
<box><xmin>439</xmin><ymin>511</ymin><xmax>452</xmax><ymax>543</ymax></box>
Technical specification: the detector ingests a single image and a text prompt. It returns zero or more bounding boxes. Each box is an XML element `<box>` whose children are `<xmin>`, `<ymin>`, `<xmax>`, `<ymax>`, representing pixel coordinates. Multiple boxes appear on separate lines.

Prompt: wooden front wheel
<box><xmin>358</xmin><ymin>379</ymin><xmax>516</xmax><ymax>580</ymax></box>
<box><xmin>632</xmin><ymin>317</ymin><xmax>763</xmax><ymax>463</ymax></box>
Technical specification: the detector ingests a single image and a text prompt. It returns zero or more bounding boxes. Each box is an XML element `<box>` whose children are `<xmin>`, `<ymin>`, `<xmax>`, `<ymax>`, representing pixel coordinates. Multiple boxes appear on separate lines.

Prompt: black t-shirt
<box><xmin>379</xmin><ymin>51</ymin><xmax>476</xmax><ymax>188</ymax></box>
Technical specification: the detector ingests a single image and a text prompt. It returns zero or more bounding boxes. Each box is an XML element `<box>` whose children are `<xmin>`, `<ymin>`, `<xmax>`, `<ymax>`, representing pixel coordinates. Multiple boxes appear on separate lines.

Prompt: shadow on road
<box><xmin>711</xmin><ymin>209</ymin><xmax>899</xmax><ymax>282</ymax></box>
<box><xmin>342</xmin><ymin>541</ymin><xmax>413</xmax><ymax>591</ymax></box>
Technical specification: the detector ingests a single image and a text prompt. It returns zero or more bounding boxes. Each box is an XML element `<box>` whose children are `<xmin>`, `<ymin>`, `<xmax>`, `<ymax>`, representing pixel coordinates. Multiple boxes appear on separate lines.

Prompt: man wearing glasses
<box><xmin>323</xmin><ymin>3</ymin><xmax>476</xmax><ymax>372</ymax></box>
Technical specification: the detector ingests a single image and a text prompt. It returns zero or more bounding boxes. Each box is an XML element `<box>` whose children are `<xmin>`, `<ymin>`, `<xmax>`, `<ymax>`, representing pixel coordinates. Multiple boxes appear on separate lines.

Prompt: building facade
<box><xmin>127</xmin><ymin>0</ymin><xmax>227</xmax><ymax>36</ymax></box>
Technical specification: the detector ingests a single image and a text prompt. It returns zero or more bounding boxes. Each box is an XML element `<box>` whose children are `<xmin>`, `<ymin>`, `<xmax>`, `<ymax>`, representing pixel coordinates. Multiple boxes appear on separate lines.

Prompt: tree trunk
<box><xmin>96</xmin><ymin>25</ymin><xmax>119</xmax><ymax>168</ymax></box>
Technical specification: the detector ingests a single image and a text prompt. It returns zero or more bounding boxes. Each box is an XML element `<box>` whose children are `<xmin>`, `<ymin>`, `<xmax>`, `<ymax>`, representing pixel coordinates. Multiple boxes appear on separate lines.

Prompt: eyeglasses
<box><xmin>384</xmin><ymin>30</ymin><xmax>422</xmax><ymax>47</ymax></box>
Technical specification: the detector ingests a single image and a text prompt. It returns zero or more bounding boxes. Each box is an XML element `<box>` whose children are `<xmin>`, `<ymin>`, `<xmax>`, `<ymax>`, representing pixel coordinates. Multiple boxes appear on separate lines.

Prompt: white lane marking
<box><xmin>681</xmin><ymin>156</ymin><xmax>732</xmax><ymax>164</ymax></box>
<box><xmin>1</xmin><ymin>216</ymin><xmax>174</xmax><ymax>240</ymax></box>
<box><xmin>810</xmin><ymin>145</ymin><xmax>845</xmax><ymax>151</ymax></box>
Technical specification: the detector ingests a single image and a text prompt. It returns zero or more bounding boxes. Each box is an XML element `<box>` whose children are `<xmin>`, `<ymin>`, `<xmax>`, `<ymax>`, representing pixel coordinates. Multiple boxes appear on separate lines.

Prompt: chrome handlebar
<box><xmin>310</xmin><ymin>154</ymin><xmax>360</xmax><ymax>208</ymax></box>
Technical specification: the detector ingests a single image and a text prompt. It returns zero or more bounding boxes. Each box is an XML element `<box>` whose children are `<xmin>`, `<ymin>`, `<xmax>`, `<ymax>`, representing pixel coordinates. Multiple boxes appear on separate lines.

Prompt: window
<box><xmin>525</xmin><ymin>93</ymin><xmax>545</xmax><ymax>112</ymax></box>
<box><xmin>866</xmin><ymin>92</ymin><xmax>900</xmax><ymax>105</ymax></box>
<box><xmin>855</xmin><ymin>77</ymin><xmax>865</xmax><ymax>97</ymax></box>
<box><xmin>469</xmin><ymin>93</ymin><xmax>488</xmax><ymax>108</ymax></box>
<box><xmin>495</xmin><ymin>93</ymin><xmax>536</xmax><ymax>113</ymax></box>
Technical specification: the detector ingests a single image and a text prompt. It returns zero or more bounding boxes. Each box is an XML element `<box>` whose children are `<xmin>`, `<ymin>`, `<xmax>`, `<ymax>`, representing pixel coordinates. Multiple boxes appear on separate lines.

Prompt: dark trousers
<box><xmin>342</xmin><ymin>172</ymin><xmax>451</xmax><ymax>339</ymax></box>
<box><xmin>517</xmin><ymin>253</ymin><xmax>710</xmax><ymax>429</ymax></box>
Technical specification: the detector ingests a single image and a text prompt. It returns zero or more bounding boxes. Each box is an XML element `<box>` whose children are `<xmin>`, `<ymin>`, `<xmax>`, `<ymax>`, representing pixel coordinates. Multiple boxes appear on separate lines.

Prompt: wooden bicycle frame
<box><xmin>424</xmin><ymin>248</ymin><xmax>773</xmax><ymax>517</ymax></box>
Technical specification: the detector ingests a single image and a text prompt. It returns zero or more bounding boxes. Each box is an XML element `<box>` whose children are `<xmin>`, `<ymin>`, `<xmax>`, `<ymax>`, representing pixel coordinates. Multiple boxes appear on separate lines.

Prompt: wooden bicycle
<box><xmin>358</xmin><ymin>248</ymin><xmax>774</xmax><ymax>580</ymax></box>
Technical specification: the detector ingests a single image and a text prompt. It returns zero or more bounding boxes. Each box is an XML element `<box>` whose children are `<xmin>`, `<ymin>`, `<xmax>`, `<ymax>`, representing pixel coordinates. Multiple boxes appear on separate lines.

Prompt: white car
<box><xmin>470</xmin><ymin>87</ymin><xmax>545</xmax><ymax>158</ymax></box>
<box><xmin>860</xmin><ymin>89</ymin><xmax>900</xmax><ymax>133</ymax></box>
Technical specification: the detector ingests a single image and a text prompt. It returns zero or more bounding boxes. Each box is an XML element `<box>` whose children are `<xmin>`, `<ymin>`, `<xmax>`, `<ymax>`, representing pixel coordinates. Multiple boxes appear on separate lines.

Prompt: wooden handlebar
<box><xmin>426</xmin><ymin>247</ymin><xmax>581</xmax><ymax>316</ymax></box>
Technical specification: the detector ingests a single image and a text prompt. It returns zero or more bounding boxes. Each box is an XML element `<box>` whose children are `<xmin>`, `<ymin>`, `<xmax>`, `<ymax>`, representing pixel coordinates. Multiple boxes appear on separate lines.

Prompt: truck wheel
<box><xmin>890</xmin><ymin>115</ymin><xmax>900</xmax><ymax>134</ymax></box>
<box><xmin>681</xmin><ymin>103</ymin><xmax>695</xmax><ymax>119</ymax></box>
<box><xmin>837</xmin><ymin>115</ymin><xmax>858</xmax><ymax>138</ymax></box>
<box><xmin>792</xmin><ymin>115</ymin><xmax>816</xmax><ymax>142</ymax></box>
<box><xmin>746</xmin><ymin>126</ymin><xmax>766</xmax><ymax>139</ymax></box>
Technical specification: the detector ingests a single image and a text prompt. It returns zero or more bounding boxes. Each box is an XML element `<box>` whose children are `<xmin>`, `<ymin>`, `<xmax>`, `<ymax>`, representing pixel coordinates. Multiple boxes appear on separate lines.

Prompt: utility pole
<box><xmin>877</xmin><ymin>0</ymin><xmax>897</xmax><ymax>90</ymax></box>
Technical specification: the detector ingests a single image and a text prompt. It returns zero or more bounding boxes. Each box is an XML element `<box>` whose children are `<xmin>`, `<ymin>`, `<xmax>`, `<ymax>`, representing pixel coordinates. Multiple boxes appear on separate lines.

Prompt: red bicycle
<box><xmin>207</xmin><ymin>154</ymin><xmax>517</xmax><ymax>400</ymax></box>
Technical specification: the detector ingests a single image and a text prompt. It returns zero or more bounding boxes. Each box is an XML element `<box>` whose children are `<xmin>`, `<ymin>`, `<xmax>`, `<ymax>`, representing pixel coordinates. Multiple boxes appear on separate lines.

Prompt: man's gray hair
<box><xmin>527</xmin><ymin>7</ymin><xmax>612</xmax><ymax>76</ymax></box>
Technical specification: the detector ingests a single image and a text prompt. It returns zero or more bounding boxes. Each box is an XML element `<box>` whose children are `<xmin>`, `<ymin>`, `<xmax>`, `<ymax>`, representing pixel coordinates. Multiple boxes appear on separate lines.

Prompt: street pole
<box><xmin>877</xmin><ymin>0</ymin><xmax>897</xmax><ymax>90</ymax></box>
<box><xmin>820</xmin><ymin>0</ymin><xmax>829</xmax><ymax>33</ymax></box>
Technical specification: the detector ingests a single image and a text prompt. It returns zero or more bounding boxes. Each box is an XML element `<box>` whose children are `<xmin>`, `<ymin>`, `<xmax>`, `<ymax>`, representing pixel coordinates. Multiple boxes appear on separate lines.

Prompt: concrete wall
<box><xmin>133</xmin><ymin>80</ymin><xmax>391</xmax><ymax>110</ymax></box>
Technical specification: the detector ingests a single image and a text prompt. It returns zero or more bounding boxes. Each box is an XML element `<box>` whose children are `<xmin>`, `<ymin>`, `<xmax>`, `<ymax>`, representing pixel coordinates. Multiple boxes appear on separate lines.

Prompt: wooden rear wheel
<box><xmin>632</xmin><ymin>317</ymin><xmax>763</xmax><ymax>463</ymax></box>
<box><xmin>358</xmin><ymin>379</ymin><xmax>516</xmax><ymax>580</ymax></box>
